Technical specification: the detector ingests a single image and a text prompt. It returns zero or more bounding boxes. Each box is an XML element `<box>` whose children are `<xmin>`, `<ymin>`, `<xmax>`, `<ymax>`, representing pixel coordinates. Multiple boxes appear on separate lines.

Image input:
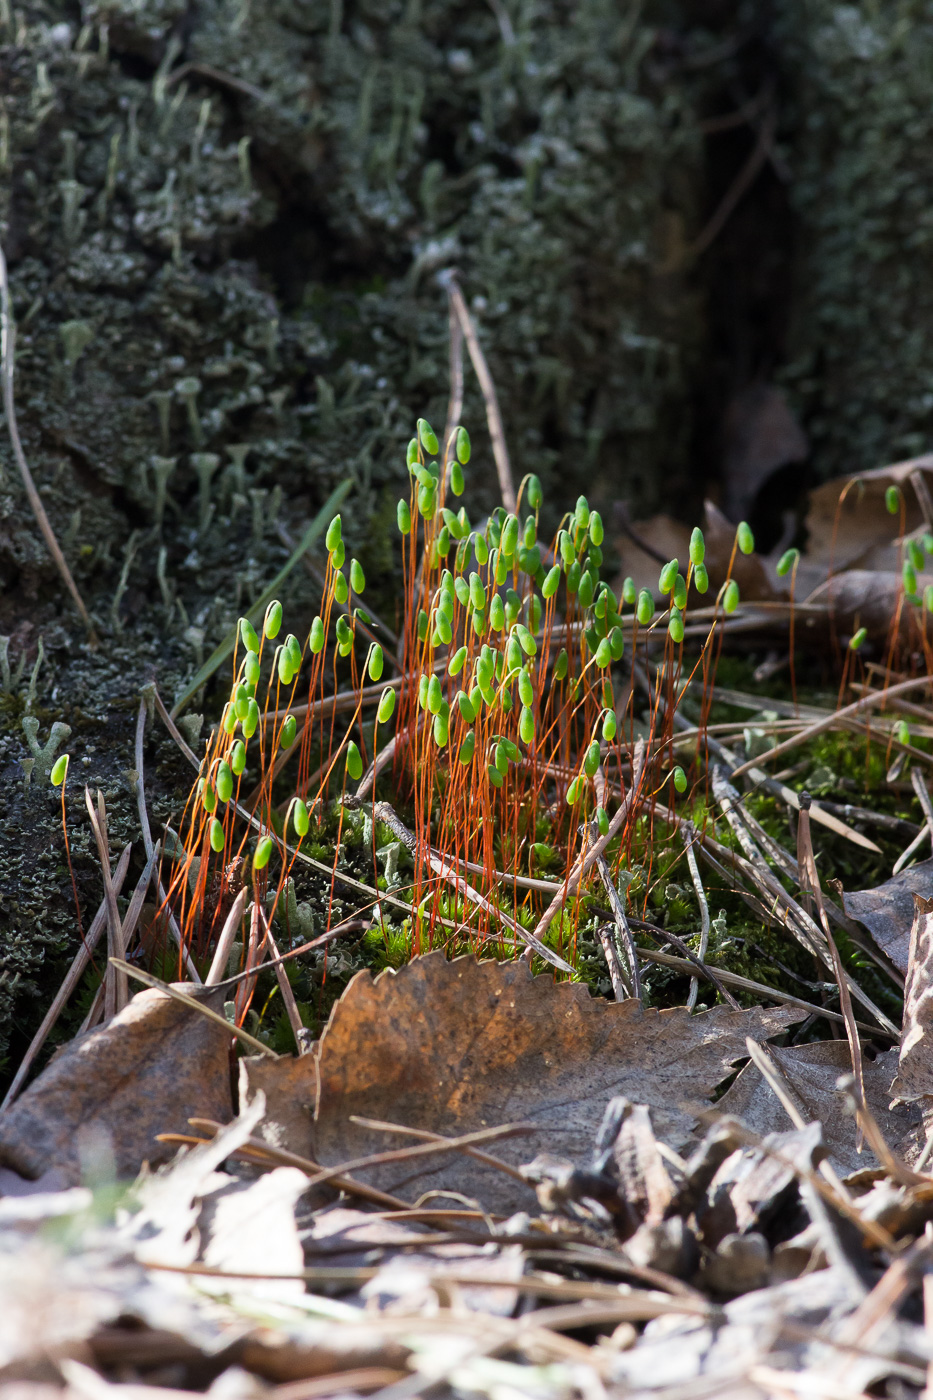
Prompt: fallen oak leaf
<box><xmin>0</xmin><ymin>984</ymin><xmax>233</xmax><ymax>1186</ymax></box>
<box><xmin>301</xmin><ymin>953</ymin><xmax>800</xmax><ymax>1215</ymax></box>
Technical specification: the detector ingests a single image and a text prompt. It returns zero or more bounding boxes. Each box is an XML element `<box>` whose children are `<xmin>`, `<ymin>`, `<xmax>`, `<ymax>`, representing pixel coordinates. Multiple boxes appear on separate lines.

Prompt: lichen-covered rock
<box><xmin>777</xmin><ymin>0</ymin><xmax>933</xmax><ymax>477</ymax></box>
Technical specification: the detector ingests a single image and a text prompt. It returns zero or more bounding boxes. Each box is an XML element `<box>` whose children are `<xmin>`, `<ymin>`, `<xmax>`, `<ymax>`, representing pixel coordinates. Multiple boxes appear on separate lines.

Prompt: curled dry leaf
<box><xmin>716</xmin><ymin>1042</ymin><xmax>921</xmax><ymax>1176</ymax></box>
<box><xmin>250</xmin><ymin>952</ymin><xmax>800</xmax><ymax>1216</ymax></box>
<box><xmin>890</xmin><ymin>895</ymin><xmax>933</xmax><ymax>1106</ymax></box>
<box><xmin>0</xmin><ymin>986</ymin><xmax>233</xmax><ymax>1186</ymax></box>
<box><xmin>846</xmin><ymin>858</ymin><xmax>933</xmax><ymax>976</ymax></box>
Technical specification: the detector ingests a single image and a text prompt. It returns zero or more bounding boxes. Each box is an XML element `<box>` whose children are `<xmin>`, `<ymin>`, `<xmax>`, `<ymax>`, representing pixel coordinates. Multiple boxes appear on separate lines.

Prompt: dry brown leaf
<box><xmin>0</xmin><ymin>987</ymin><xmax>233</xmax><ymax>1185</ymax></box>
<box><xmin>293</xmin><ymin>953</ymin><xmax>800</xmax><ymax>1215</ymax></box>
<box><xmin>890</xmin><ymin>896</ymin><xmax>933</xmax><ymax>1106</ymax></box>
<box><xmin>803</xmin><ymin>569</ymin><xmax>932</xmax><ymax>642</ymax></box>
<box><xmin>846</xmin><ymin>858</ymin><xmax>933</xmax><ymax>976</ymax></box>
<box><xmin>716</xmin><ymin>1043</ymin><xmax>921</xmax><ymax>1177</ymax></box>
<box><xmin>803</xmin><ymin>456</ymin><xmax>933</xmax><ymax>575</ymax></box>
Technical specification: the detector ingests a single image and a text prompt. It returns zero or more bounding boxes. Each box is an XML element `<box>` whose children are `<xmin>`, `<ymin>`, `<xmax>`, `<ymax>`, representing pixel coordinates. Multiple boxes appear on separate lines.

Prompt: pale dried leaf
<box><xmin>304</xmin><ymin>953</ymin><xmax>799</xmax><ymax>1214</ymax></box>
<box><xmin>198</xmin><ymin>1167</ymin><xmax>308</xmax><ymax>1298</ymax></box>
<box><xmin>846</xmin><ymin>858</ymin><xmax>933</xmax><ymax>976</ymax></box>
<box><xmin>0</xmin><ymin>987</ymin><xmax>233</xmax><ymax>1185</ymax></box>
<box><xmin>890</xmin><ymin>895</ymin><xmax>933</xmax><ymax>1105</ymax></box>
<box><xmin>716</xmin><ymin>1043</ymin><xmax>920</xmax><ymax>1176</ymax></box>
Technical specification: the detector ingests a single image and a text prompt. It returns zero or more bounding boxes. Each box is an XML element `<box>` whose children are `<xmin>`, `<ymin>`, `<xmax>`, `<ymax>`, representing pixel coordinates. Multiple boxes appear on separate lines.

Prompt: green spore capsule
<box><xmin>500</xmin><ymin>737</ymin><xmax>520</xmax><ymax>763</ymax></box>
<box><xmin>636</xmin><ymin>590</ymin><xmax>655</xmax><ymax>626</ymax></box>
<box><xmin>435</xmin><ymin>528</ymin><xmax>451</xmax><ymax>561</ymax></box>
<box><xmin>293</xmin><ymin>798</ymin><xmax>310</xmax><ymax>836</ymax></box>
<box><xmin>577</xmin><ymin>571</ymin><xmax>595</xmax><ymax>608</ymax></box>
<box><xmin>909</xmin><ymin>538</ymin><xmax>925</xmax><ymax>572</ymax></box>
<box><xmin>433</xmin><ymin>712</ymin><xmax>449</xmax><ymax>748</ymax></box>
<box><xmin>253</xmin><ymin>836</ymin><xmax>273</xmax><ymax>870</ymax></box>
<box><xmin>453</xmin><ymin>576</ymin><xmax>469</xmax><ymax>607</ymax></box>
<box><xmin>346</xmin><ymin>741</ymin><xmax>363</xmax><ymax>781</ymax></box>
<box><xmin>515</xmin><ymin>625</ymin><xmax>537</xmax><ymax>658</ymax></box>
<box><xmin>417</xmin><ymin>610</ymin><xmax>429</xmax><ymax>642</ymax></box>
<box><xmin>397</xmin><ymin>499</ymin><xmax>412</xmax><ymax>535</ymax></box>
<box><xmin>694</xmin><ymin>563</ymin><xmax>709</xmax><ymax>594</ymax></box>
<box><xmin>575</xmin><ymin>495</ymin><xmax>590</xmax><ymax>528</ymax></box>
<box><xmin>418</xmin><ymin>418</ymin><xmax>439</xmax><ymax>455</ymax></box>
<box><xmin>504</xmin><ymin>589</ymin><xmax>521</xmax><ymax>626</ymax></box>
<box><xmin>554</xmin><ymin>648</ymin><xmax>569</xmax><ymax>681</ymax></box>
<box><xmin>368</xmin><ymin>645</ymin><xmax>384</xmax><ymax>682</ymax></box>
<box><xmin>849</xmin><ymin>627</ymin><xmax>868</xmax><ymax>651</ymax></box>
<box><xmin>886</xmin><ymin>485</ymin><xmax>900</xmax><ymax>514</ymax></box>
<box><xmin>469</xmin><ymin>572</ymin><xmax>486</xmax><ymax>611</ymax></box>
<box><xmin>501</xmin><ymin>514</ymin><xmax>520</xmax><ymax>559</ymax></box>
<box><xmin>459</xmin><ymin>730</ymin><xmax>475</xmax><ymax>765</ymax></box>
<box><xmin>689</xmin><ymin>527</ymin><xmax>705</xmax><ymax>566</ymax></box>
<box><xmin>494</xmin><ymin>741</ymin><xmax>510</xmax><ymax>775</ymax></box>
<box><xmin>350</xmin><ymin>559</ymin><xmax>366</xmax><ymax>594</ymax></box>
<box><xmin>566</xmin><ymin>775</ymin><xmax>584</xmax><ymax>805</ymax></box>
<box><xmin>309</xmin><ymin>617</ymin><xmax>325</xmax><ymax>654</ymax></box>
<box><xmin>622</xmin><ymin>576</ymin><xmax>637</xmax><ymax>606</ymax></box>
<box><xmin>285</xmin><ymin>632</ymin><xmax>303</xmax><ymax>672</ymax></box>
<box><xmin>427</xmin><ymin>675</ymin><xmax>443</xmax><ymax>714</ymax></box>
<box><xmin>659</xmin><ymin>559</ymin><xmax>679</xmax><ymax>594</ymax></box>
<box><xmin>418</xmin><ymin>483</ymin><xmax>436</xmax><ymax>518</ymax></box>
<box><xmin>374</xmin><ymin>686</ymin><xmax>395</xmax><ymax>724</ymax></box>
<box><xmin>441</xmin><ymin>507</ymin><xmax>460</xmax><ymax>537</ymax></box>
<box><xmin>201</xmin><ymin>783</ymin><xmax>217</xmax><ymax>814</ymax></box>
<box><xmin>566</xmin><ymin>560</ymin><xmax>581</xmax><ymax>594</ymax></box>
<box><xmin>589</xmin><ymin>510</ymin><xmax>604</xmax><ymax>546</ymax></box>
<box><xmin>451</xmin><ymin>461</ymin><xmax>465</xmax><ymax>496</ymax></box>
<box><xmin>279</xmin><ymin>716</ymin><xmax>297</xmax><ymax>749</ymax></box>
<box><xmin>50</xmin><ymin>754</ymin><xmax>69</xmax><ymax>787</ymax></box>
<box><xmin>458</xmin><ymin>690</ymin><xmax>476</xmax><ymax>723</ymax></box>
<box><xmin>222</xmin><ymin>704</ymin><xmax>237</xmax><ymax>736</ymax></box>
<box><xmin>490</xmin><ymin>594</ymin><xmax>505</xmax><ymax>630</ymax></box>
<box><xmin>594</xmin><ymin>637</ymin><xmax>612</xmax><ymax>668</ymax></box>
<box><xmin>519</xmin><ymin>706</ymin><xmax>535</xmax><ymax>744</ymax></box>
<box><xmin>904</xmin><ymin>561</ymin><xmax>919</xmax><ymax>596</ymax></box>
<box><xmin>672</xmin><ymin>766</ymin><xmax>687</xmax><ymax>794</ymax></box>
<box><xmin>588</xmin><ymin>544</ymin><xmax>603</xmax><ymax>568</ymax></box>
<box><xmin>243</xmin><ymin>698</ymin><xmax>260</xmax><ymax>739</ymax></box>
<box><xmin>584</xmin><ymin>740</ymin><xmax>601</xmax><ymax>778</ymax></box>
<box><xmin>209</xmin><ymin>818</ymin><xmax>225</xmax><ymax>853</ymax></box>
<box><xmin>277</xmin><ymin>649</ymin><xmax>295</xmax><ymax>687</ymax></box>
<box><xmin>487</xmin><ymin>762</ymin><xmax>504</xmax><ymax>788</ymax></box>
<box><xmin>559</xmin><ymin>530</ymin><xmax>575</xmax><ymax>568</ymax></box>
<box><xmin>609</xmin><ymin>626</ymin><xmax>624</xmax><ymax>661</ymax></box>
<box><xmin>668</xmin><ymin>609</ymin><xmax>684</xmax><ymax>645</ymax></box>
<box><xmin>596</xmin><ymin>806</ymin><xmax>610</xmax><ymax>837</ymax></box>
<box><xmin>264</xmin><ymin>600</ymin><xmax>283</xmax><ymax>639</ymax></box>
<box><xmin>331</xmin><ymin>538</ymin><xmax>346</xmax><ymax>570</ymax></box>
<box><xmin>474</xmin><ymin>534</ymin><xmax>489</xmax><ymax>565</ymax></box>
<box><xmin>240</xmin><ymin>617</ymin><xmax>260</xmax><ymax>653</ymax></box>
<box><xmin>723</xmin><ymin>580</ymin><xmax>740</xmax><ymax>614</ymax></box>
<box><xmin>449</xmin><ymin>646</ymin><xmax>467</xmax><ymax>676</ymax></box>
<box><xmin>926</xmin><ymin>585</ymin><xmax>933</xmax><ymax>612</ymax></box>
<box><xmin>527</xmin><ymin>474</ymin><xmax>543</xmax><ymax>509</ymax></box>
<box><xmin>245</xmin><ymin>650</ymin><xmax>260</xmax><ymax>686</ymax></box>
<box><xmin>418</xmin><ymin>674</ymin><xmax>429</xmax><ymax>710</ymax></box>
<box><xmin>602</xmin><ymin>678</ymin><xmax>614</xmax><ymax>708</ymax></box>
<box><xmin>895</xmin><ymin>720</ymin><xmax>911</xmax><ymax>746</ymax></box>
<box><xmin>518</xmin><ymin>543</ymin><xmax>541</xmax><ymax>576</ymax></box>
<box><xmin>434</xmin><ymin>612</ymin><xmax>452</xmax><ymax>646</ymax></box>
<box><xmin>235</xmin><ymin>683</ymin><xmax>250</xmax><ymax>721</ymax></box>
<box><xmin>325</xmin><ymin>515</ymin><xmax>342</xmax><ymax>551</ymax></box>
<box><xmin>335</xmin><ymin>615</ymin><xmax>352</xmax><ymax>648</ymax></box>
<box><xmin>333</xmin><ymin>571</ymin><xmax>349</xmax><ymax>605</ymax></box>
<box><xmin>518</xmin><ymin>668</ymin><xmax>534</xmax><ymax>707</ymax></box>
<box><xmin>406</xmin><ymin>437</ymin><xmax>419</xmax><ymax>468</ymax></box>
<box><xmin>542</xmin><ymin>564</ymin><xmax>561</xmax><ymax>598</ymax></box>
<box><xmin>505</xmin><ymin>635</ymin><xmax>522</xmax><ymax>673</ymax></box>
<box><xmin>924</xmin><ymin>534</ymin><xmax>933</xmax><ymax>555</ymax></box>
<box><xmin>523</xmin><ymin>516</ymin><xmax>537</xmax><ymax>549</ymax></box>
<box><xmin>231</xmin><ymin>740</ymin><xmax>246</xmax><ymax>775</ymax></box>
<box><xmin>594</xmin><ymin>589</ymin><xmax>608</xmax><ymax>620</ymax></box>
<box><xmin>528</xmin><ymin>593</ymin><xmax>543</xmax><ymax>633</ymax></box>
<box><xmin>602</xmin><ymin>710</ymin><xmax>617</xmax><ymax>742</ymax></box>
<box><xmin>450</xmin><ymin>424</ymin><xmax>469</xmax><ymax>464</ymax></box>
<box><xmin>673</xmin><ymin>574</ymin><xmax>687</xmax><ymax>611</ymax></box>
<box><xmin>737</xmin><ymin>521</ymin><xmax>755</xmax><ymax>555</ymax></box>
<box><xmin>217</xmin><ymin>761</ymin><xmax>233</xmax><ymax>803</ymax></box>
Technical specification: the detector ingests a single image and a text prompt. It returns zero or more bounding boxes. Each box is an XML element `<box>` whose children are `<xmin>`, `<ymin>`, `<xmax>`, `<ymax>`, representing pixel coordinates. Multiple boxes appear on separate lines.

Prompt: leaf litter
<box><xmin>4</xmin><ymin>945</ymin><xmax>933</xmax><ymax>1398</ymax></box>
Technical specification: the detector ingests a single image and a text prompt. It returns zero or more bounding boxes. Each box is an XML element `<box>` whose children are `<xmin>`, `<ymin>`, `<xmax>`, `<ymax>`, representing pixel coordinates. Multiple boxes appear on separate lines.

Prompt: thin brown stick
<box><xmin>348</xmin><ymin>1115</ymin><xmax>532</xmax><ymax>1187</ymax></box>
<box><xmin>259</xmin><ymin>906</ymin><xmax>308</xmax><ymax>1054</ymax></box>
<box><xmin>300</xmin><ymin>1121</ymin><xmax>536</xmax><ymax>1192</ymax></box>
<box><xmin>110</xmin><ymin>958</ymin><xmax>275</xmax><ymax>1056</ymax></box>
<box><xmin>445</xmin><ymin>275</ymin><xmax>516</xmax><ymax>513</ymax></box>
<box><xmin>85</xmin><ymin>789</ymin><xmax>127</xmax><ymax>1016</ymax></box>
<box><xmin>730</xmin><ymin>675</ymin><xmax>933</xmax><ymax>780</ymax></box>
<box><xmin>205</xmin><ymin>888</ymin><xmax>248</xmax><ymax>985</ymax></box>
<box><xmin>594</xmin><ymin>855</ymin><xmax>640</xmax><ymax>1000</ymax></box>
<box><xmin>0</xmin><ymin>844</ymin><xmax>132</xmax><ymax>1111</ymax></box>
<box><xmin>0</xmin><ymin>238</ymin><xmax>97</xmax><ymax>640</ymax></box>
